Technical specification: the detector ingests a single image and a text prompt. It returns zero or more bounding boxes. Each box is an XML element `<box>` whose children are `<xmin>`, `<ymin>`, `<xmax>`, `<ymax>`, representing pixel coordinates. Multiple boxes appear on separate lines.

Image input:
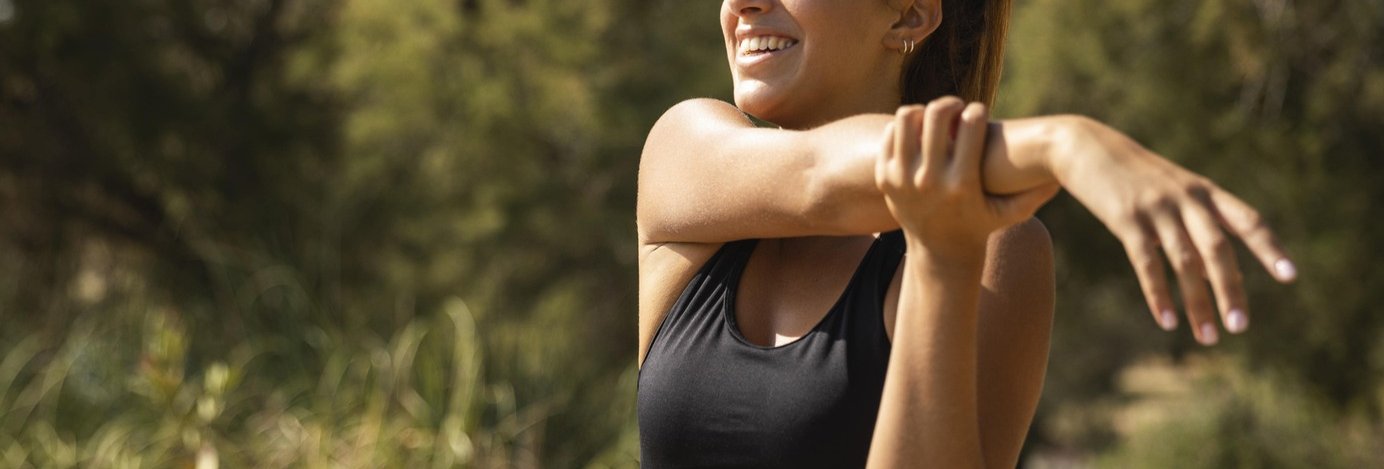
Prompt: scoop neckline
<box><xmin>723</xmin><ymin>236</ymin><xmax>880</xmax><ymax>351</ymax></box>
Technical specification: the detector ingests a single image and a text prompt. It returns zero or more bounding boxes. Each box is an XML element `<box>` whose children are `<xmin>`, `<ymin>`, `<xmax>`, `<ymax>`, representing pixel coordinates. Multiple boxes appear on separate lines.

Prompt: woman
<box><xmin>635</xmin><ymin>0</ymin><xmax>1296</xmax><ymax>467</ymax></box>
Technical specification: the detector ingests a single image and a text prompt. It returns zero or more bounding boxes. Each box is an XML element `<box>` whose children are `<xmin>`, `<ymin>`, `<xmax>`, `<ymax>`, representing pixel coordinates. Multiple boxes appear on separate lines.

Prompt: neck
<box><xmin>774</xmin><ymin>72</ymin><xmax>905</xmax><ymax>130</ymax></box>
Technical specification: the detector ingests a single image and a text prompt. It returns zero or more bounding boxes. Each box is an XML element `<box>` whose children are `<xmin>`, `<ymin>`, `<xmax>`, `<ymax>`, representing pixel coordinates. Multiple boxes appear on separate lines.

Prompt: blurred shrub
<box><xmin>0</xmin><ymin>0</ymin><xmax>721</xmax><ymax>465</ymax></box>
<box><xmin>1098</xmin><ymin>357</ymin><xmax>1384</xmax><ymax>468</ymax></box>
<box><xmin>0</xmin><ymin>0</ymin><xmax>1378</xmax><ymax>465</ymax></box>
<box><xmin>1002</xmin><ymin>0</ymin><xmax>1384</xmax><ymax>461</ymax></box>
<box><xmin>0</xmin><ymin>298</ymin><xmax>592</xmax><ymax>468</ymax></box>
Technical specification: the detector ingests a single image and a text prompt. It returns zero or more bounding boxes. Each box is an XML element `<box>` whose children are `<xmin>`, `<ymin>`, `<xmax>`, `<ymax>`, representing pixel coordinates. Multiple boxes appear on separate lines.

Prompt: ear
<box><xmin>885</xmin><ymin>0</ymin><xmax>942</xmax><ymax>53</ymax></box>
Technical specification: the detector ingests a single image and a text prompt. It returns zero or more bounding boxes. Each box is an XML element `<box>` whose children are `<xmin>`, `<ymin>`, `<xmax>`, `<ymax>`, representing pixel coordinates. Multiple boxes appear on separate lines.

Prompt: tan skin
<box><xmin>637</xmin><ymin>0</ymin><xmax>1296</xmax><ymax>466</ymax></box>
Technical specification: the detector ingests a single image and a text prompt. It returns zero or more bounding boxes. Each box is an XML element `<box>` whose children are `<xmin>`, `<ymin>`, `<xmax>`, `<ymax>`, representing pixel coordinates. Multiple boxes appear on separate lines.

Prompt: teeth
<box><xmin>741</xmin><ymin>36</ymin><xmax>796</xmax><ymax>53</ymax></box>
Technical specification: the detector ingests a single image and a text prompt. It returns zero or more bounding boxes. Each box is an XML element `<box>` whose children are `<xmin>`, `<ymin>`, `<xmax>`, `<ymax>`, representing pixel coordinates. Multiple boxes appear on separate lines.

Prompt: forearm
<box><xmin>638</xmin><ymin>100</ymin><xmax>1072</xmax><ymax>243</ymax></box>
<box><xmin>866</xmin><ymin>243</ymin><xmax>987</xmax><ymax>469</ymax></box>
<box><xmin>812</xmin><ymin>115</ymin><xmax>1066</xmax><ymax>235</ymax></box>
<box><xmin>980</xmin><ymin>116</ymin><xmax>1069</xmax><ymax>195</ymax></box>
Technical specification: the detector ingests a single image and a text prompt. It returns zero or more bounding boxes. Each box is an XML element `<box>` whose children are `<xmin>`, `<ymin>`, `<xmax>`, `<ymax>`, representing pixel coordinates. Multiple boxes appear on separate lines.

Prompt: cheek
<box><xmin>806</xmin><ymin>25</ymin><xmax>880</xmax><ymax>81</ymax></box>
<box><xmin>800</xmin><ymin>6</ymin><xmax>885</xmax><ymax>64</ymax></box>
<box><xmin>719</xmin><ymin>4</ymin><xmax>740</xmax><ymax>74</ymax></box>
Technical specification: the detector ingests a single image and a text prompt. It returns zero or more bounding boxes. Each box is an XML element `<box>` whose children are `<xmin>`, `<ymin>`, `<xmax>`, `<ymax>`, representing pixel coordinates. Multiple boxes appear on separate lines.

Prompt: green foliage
<box><xmin>0</xmin><ymin>0</ymin><xmax>1379</xmax><ymax>466</ymax></box>
<box><xmin>1</xmin><ymin>0</ymin><xmax>724</xmax><ymax>465</ymax></box>
<box><xmin>1096</xmin><ymin>357</ymin><xmax>1384</xmax><ymax>468</ymax></box>
<box><xmin>0</xmin><ymin>297</ymin><xmax>552</xmax><ymax>467</ymax></box>
<box><xmin>1002</xmin><ymin>0</ymin><xmax>1384</xmax><ymax>462</ymax></box>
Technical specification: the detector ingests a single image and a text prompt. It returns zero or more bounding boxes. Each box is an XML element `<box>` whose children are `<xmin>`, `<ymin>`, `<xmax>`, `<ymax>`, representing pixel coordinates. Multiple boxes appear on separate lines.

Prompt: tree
<box><xmin>1000</xmin><ymin>0</ymin><xmax>1384</xmax><ymax>461</ymax></box>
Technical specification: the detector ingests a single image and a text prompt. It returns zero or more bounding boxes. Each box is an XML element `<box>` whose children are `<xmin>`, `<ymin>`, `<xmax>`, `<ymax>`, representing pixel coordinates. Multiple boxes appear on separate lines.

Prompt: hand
<box><xmin>1050</xmin><ymin>116</ymin><xmax>1296</xmax><ymax>345</ymax></box>
<box><xmin>875</xmin><ymin>98</ymin><xmax>1062</xmax><ymax>266</ymax></box>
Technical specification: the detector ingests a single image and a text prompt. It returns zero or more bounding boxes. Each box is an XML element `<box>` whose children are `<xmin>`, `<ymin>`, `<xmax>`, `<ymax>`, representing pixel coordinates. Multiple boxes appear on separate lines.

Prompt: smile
<box><xmin>738</xmin><ymin>36</ymin><xmax>799</xmax><ymax>56</ymax></box>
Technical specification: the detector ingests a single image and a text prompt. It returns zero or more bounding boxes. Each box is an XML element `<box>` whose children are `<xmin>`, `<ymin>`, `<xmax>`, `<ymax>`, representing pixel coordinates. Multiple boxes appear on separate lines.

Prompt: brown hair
<box><xmin>901</xmin><ymin>0</ymin><xmax>1012</xmax><ymax>106</ymax></box>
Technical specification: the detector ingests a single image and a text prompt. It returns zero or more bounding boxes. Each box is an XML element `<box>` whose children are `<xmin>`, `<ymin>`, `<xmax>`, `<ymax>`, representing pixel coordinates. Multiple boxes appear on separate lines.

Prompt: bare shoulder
<box><xmin>653</xmin><ymin>98</ymin><xmax>748</xmax><ymax>128</ymax></box>
<box><xmin>1001</xmin><ymin>216</ymin><xmax>1051</xmax><ymax>244</ymax></box>
<box><xmin>636</xmin><ymin>99</ymin><xmax>756</xmax><ymax>244</ymax></box>
<box><xmin>639</xmin><ymin>99</ymin><xmax>751</xmax><ymax>167</ymax></box>
<box><xmin>639</xmin><ymin>98</ymin><xmax>748</xmax><ymax>180</ymax></box>
<box><xmin>979</xmin><ymin>217</ymin><xmax>1055</xmax><ymax>325</ymax></box>
<box><xmin>643</xmin><ymin>98</ymin><xmax>752</xmax><ymax>152</ymax></box>
<box><xmin>986</xmin><ymin>217</ymin><xmax>1054</xmax><ymax>275</ymax></box>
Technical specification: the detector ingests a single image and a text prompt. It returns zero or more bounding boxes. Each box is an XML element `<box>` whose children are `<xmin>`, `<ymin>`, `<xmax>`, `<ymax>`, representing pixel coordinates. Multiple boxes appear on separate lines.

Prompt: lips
<box><xmin>738</xmin><ymin>35</ymin><xmax>799</xmax><ymax>55</ymax></box>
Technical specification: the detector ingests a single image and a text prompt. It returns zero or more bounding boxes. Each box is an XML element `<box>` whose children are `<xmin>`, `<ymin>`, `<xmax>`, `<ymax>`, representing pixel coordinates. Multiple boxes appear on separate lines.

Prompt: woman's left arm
<box><xmin>868</xmin><ymin>236</ymin><xmax>991</xmax><ymax>468</ymax></box>
<box><xmin>866</xmin><ymin>100</ymin><xmax>1060</xmax><ymax>468</ymax></box>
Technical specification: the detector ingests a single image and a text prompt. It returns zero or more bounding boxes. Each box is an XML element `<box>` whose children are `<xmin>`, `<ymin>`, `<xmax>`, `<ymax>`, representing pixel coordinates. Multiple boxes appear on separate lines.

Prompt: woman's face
<box><xmin>721</xmin><ymin>0</ymin><xmax>904</xmax><ymax>128</ymax></box>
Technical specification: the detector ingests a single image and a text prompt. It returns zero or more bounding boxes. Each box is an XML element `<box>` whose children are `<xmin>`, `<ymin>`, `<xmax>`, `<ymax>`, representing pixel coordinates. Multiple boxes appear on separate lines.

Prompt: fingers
<box><xmin>876</xmin><ymin>122</ymin><xmax>895</xmax><ymax>191</ymax></box>
<box><xmin>950</xmin><ymin>102</ymin><xmax>989</xmax><ymax>186</ymax></box>
<box><xmin>921</xmin><ymin>97</ymin><xmax>965</xmax><ymax>186</ymax></box>
<box><xmin>1209</xmin><ymin>186</ymin><xmax>1296</xmax><ymax>283</ymax></box>
<box><xmin>957</xmin><ymin>101</ymin><xmax>1052</xmax><ymax>226</ymax></box>
<box><xmin>893</xmin><ymin>106</ymin><xmax>924</xmax><ymax>185</ymax></box>
<box><xmin>1122</xmin><ymin>225</ymin><xmax>1180</xmax><ymax>332</ymax></box>
<box><xmin>1115</xmin><ymin>181</ymin><xmax>1281</xmax><ymax>342</ymax></box>
<box><xmin>1182</xmin><ymin>201</ymin><xmax>1250</xmax><ymax>334</ymax></box>
<box><xmin>1150</xmin><ymin>210</ymin><xmax>1220</xmax><ymax>345</ymax></box>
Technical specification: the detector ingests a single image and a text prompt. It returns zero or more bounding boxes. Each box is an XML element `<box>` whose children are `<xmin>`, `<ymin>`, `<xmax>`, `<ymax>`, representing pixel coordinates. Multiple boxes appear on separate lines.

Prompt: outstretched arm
<box><xmin>639</xmin><ymin>97</ymin><xmax>1296</xmax><ymax>343</ymax></box>
<box><xmin>636</xmin><ymin>98</ymin><xmax>1058</xmax><ymax>244</ymax></box>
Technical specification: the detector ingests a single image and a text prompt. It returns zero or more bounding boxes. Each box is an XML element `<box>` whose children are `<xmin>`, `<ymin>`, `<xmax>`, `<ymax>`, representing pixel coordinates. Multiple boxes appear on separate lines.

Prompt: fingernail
<box><xmin>1226</xmin><ymin>309</ymin><xmax>1248</xmax><ymax>334</ymax></box>
<box><xmin>1274</xmin><ymin>259</ymin><xmax>1297</xmax><ymax>282</ymax></box>
<box><xmin>1198</xmin><ymin>323</ymin><xmax>1219</xmax><ymax>346</ymax></box>
<box><xmin>1159</xmin><ymin>309</ymin><xmax>1178</xmax><ymax>331</ymax></box>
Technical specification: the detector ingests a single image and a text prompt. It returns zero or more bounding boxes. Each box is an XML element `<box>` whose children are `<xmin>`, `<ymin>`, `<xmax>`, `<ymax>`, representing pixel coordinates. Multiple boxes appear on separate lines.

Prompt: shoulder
<box><xmin>981</xmin><ymin>217</ymin><xmax>1055</xmax><ymax>313</ymax></box>
<box><xmin>655</xmin><ymin>98</ymin><xmax>748</xmax><ymax>127</ymax></box>
<box><xmin>992</xmin><ymin>217</ymin><xmax>1053</xmax><ymax>256</ymax></box>
<box><xmin>985</xmin><ymin>217</ymin><xmax>1054</xmax><ymax>280</ymax></box>
<box><xmin>637</xmin><ymin>99</ymin><xmax>760</xmax><ymax>243</ymax></box>
<box><xmin>643</xmin><ymin>99</ymin><xmax>752</xmax><ymax>154</ymax></box>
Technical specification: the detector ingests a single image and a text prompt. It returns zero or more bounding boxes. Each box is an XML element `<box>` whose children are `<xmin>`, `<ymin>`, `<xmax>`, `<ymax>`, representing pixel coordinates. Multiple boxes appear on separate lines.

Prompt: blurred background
<box><xmin>0</xmin><ymin>0</ymin><xmax>1380</xmax><ymax>467</ymax></box>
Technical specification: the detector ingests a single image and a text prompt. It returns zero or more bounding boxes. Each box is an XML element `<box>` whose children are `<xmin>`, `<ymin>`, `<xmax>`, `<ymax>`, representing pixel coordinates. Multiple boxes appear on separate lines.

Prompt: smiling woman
<box><xmin>634</xmin><ymin>0</ymin><xmax>1295</xmax><ymax>467</ymax></box>
<box><xmin>720</xmin><ymin>0</ymin><xmax>906</xmax><ymax>128</ymax></box>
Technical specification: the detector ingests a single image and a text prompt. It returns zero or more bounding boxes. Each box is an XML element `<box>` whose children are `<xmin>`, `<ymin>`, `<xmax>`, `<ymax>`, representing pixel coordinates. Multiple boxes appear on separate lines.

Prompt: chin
<box><xmin>733</xmin><ymin>80</ymin><xmax>795</xmax><ymax>125</ymax></box>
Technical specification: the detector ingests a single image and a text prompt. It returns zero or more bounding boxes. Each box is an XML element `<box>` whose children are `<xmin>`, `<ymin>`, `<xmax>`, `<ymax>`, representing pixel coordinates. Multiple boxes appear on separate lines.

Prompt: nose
<box><xmin>726</xmin><ymin>0</ymin><xmax>772</xmax><ymax>17</ymax></box>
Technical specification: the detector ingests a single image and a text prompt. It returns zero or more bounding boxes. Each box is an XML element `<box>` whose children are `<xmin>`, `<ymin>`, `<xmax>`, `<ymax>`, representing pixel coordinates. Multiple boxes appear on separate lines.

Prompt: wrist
<box><xmin>1042</xmin><ymin>114</ymin><xmax>1097</xmax><ymax>183</ymax></box>
<box><xmin>904</xmin><ymin>237</ymin><xmax>987</xmax><ymax>277</ymax></box>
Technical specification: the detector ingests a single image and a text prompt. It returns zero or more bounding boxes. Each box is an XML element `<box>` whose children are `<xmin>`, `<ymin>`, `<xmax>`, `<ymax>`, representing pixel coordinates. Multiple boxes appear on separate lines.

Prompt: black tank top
<box><xmin>638</xmin><ymin>231</ymin><xmax>906</xmax><ymax>468</ymax></box>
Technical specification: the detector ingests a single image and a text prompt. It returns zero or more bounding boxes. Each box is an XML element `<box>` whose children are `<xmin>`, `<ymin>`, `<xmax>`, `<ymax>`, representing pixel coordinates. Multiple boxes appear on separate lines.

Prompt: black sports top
<box><xmin>638</xmin><ymin>231</ymin><xmax>907</xmax><ymax>468</ymax></box>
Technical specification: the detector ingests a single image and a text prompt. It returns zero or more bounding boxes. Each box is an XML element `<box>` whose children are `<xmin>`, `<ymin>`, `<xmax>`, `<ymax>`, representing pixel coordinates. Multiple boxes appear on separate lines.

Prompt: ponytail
<box><xmin>901</xmin><ymin>0</ymin><xmax>1012</xmax><ymax>106</ymax></box>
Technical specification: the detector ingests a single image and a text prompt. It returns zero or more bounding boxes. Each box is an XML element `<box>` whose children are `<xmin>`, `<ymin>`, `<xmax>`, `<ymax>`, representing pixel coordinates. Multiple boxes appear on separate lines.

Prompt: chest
<box><xmin>637</xmin><ymin>237</ymin><xmax>899</xmax><ymax>467</ymax></box>
<box><xmin>733</xmin><ymin>237</ymin><xmax>878</xmax><ymax>347</ymax></box>
<box><xmin>638</xmin><ymin>329</ymin><xmax>886</xmax><ymax>467</ymax></box>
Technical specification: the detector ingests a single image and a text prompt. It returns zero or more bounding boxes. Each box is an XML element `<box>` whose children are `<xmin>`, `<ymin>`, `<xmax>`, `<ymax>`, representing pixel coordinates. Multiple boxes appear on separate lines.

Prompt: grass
<box><xmin>0</xmin><ymin>298</ymin><xmax>601</xmax><ymax>468</ymax></box>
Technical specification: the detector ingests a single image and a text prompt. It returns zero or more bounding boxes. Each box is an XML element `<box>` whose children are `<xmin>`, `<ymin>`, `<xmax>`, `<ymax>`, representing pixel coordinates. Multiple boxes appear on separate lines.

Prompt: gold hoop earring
<box><xmin>902</xmin><ymin>39</ymin><xmax>915</xmax><ymax>55</ymax></box>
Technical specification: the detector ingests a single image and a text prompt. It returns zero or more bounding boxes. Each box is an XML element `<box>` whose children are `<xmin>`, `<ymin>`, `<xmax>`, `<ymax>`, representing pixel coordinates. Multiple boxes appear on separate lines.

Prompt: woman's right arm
<box><xmin>636</xmin><ymin>98</ymin><xmax>1060</xmax><ymax>244</ymax></box>
<box><xmin>639</xmin><ymin>97</ymin><xmax>1296</xmax><ymax>340</ymax></box>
